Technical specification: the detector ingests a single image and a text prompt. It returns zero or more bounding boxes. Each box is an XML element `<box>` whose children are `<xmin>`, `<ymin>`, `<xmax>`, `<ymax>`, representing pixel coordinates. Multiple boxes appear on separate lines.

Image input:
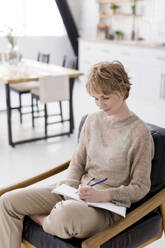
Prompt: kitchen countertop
<box><xmin>79</xmin><ymin>38</ymin><xmax>165</xmax><ymax>50</ymax></box>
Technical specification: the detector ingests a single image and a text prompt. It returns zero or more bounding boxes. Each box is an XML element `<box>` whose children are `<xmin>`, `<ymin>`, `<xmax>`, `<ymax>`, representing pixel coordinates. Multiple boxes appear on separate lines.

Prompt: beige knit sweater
<box><xmin>62</xmin><ymin>111</ymin><xmax>154</xmax><ymax>208</ymax></box>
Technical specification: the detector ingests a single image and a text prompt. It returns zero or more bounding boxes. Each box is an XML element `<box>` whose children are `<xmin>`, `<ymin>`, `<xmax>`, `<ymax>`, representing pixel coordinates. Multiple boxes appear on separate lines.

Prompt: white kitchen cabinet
<box><xmin>79</xmin><ymin>40</ymin><xmax>138</xmax><ymax>75</ymax></box>
<box><xmin>136</xmin><ymin>53</ymin><xmax>165</xmax><ymax>110</ymax></box>
<box><xmin>154</xmin><ymin>55</ymin><xmax>165</xmax><ymax>109</ymax></box>
<box><xmin>137</xmin><ymin>63</ymin><xmax>161</xmax><ymax>106</ymax></box>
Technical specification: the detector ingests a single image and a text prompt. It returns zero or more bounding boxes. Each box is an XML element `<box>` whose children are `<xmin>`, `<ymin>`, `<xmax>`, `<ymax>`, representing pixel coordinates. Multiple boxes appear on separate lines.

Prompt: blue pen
<box><xmin>90</xmin><ymin>177</ymin><xmax>108</xmax><ymax>187</ymax></box>
<box><xmin>75</xmin><ymin>177</ymin><xmax>108</xmax><ymax>193</ymax></box>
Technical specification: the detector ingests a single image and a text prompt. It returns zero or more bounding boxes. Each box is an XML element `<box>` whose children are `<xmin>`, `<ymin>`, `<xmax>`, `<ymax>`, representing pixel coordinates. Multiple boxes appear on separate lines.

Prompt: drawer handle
<box><xmin>160</xmin><ymin>73</ymin><xmax>165</xmax><ymax>100</ymax></box>
<box><xmin>160</xmin><ymin>73</ymin><xmax>163</xmax><ymax>99</ymax></box>
<box><xmin>163</xmin><ymin>74</ymin><xmax>165</xmax><ymax>100</ymax></box>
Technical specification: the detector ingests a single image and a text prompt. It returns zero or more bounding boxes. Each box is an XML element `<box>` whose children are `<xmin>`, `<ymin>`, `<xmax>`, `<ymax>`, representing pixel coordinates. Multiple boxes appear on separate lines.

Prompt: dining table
<box><xmin>0</xmin><ymin>59</ymin><xmax>83</xmax><ymax>147</ymax></box>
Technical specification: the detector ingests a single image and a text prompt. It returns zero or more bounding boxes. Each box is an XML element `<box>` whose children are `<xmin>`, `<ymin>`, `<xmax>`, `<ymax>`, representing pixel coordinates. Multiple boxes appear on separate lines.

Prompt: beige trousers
<box><xmin>0</xmin><ymin>185</ymin><xmax>121</xmax><ymax>248</ymax></box>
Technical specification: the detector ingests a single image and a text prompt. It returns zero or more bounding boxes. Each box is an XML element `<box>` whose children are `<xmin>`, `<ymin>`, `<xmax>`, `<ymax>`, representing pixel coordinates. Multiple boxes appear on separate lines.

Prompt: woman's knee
<box><xmin>0</xmin><ymin>189</ymin><xmax>25</xmax><ymax>211</ymax></box>
<box><xmin>43</xmin><ymin>200</ymin><xmax>85</xmax><ymax>239</ymax></box>
<box><xmin>0</xmin><ymin>191</ymin><xmax>14</xmax><ymax>211</ymax></box>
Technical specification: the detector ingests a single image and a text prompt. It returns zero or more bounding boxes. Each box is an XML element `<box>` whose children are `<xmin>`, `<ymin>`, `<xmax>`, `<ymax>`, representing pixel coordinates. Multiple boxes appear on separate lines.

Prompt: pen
<box><xmin>75</xmin><ymin>177</ymin><xmax>108</xmax><ymax>193</ymax></box>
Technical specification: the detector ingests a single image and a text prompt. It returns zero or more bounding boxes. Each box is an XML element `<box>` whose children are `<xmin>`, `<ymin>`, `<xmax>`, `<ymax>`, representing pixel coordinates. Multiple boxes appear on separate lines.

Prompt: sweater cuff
<box><xmin>109</xmin><ymin>188</ymin><xmax>131</xmax><ymax>208</ymax></box>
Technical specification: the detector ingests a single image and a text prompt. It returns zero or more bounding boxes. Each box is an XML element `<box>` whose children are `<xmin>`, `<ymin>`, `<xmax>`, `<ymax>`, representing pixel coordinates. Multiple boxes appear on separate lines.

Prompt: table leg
<box><xmin>69</xmin><ymin>78</ymin><xmax>75</xmax><ymax>134</ymax></box>
<box><xmin>5</xmin><ymin>84</ymin><xmax>14</xmax><ymax>147</ymax></box>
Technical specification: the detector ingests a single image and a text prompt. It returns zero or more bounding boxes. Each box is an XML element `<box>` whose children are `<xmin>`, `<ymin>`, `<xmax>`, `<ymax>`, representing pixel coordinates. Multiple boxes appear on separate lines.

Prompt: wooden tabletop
<box><xmin>0</xmin><ymin>59</ymin><xmax>83</xmax><ymax>84</ymax></box>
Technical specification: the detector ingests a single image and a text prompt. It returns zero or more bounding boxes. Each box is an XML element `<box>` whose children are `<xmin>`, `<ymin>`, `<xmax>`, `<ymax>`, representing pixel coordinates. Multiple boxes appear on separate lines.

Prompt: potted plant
<box><xmin>115</xmin><ymin>30</ymin><xmax>124</xmax><ymax>40</ymax></box>
<box><xmin>110</xmin><ymin>3</ymin><xmax>119</xmax><ymax>15</ymax></box>
<box><xmin>131</xmin><ymin>0</ymin><xmax>136</xmax><ymax>15</ymax></box>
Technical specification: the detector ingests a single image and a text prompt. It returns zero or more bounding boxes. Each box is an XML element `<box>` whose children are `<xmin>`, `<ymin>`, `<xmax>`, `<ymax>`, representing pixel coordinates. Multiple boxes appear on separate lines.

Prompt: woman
<box><xmin>0</xmin><ymin>61</ymin><xmax>154</xmax><ymax>247</ymax></box>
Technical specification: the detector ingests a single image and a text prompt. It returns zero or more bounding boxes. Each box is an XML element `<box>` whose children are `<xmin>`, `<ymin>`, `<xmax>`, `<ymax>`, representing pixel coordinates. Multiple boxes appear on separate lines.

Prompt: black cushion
<box><xmin>128</xmin><ymin>123</ymin><xmax>165</xmax><ymax>213</ymax></box>
<box><xmin>23</xmin><ymin>211</ymin><xmax>162</xmax><ymax>248</ymax></box>
<box><xmin>22</xmin><ymin>118</ymin><xmax>165</xmax><ymax>248</ymax></box>
<box><xmin>148</xmin><ymin>124</ymin><xmax>165</xmax><ymax>192</ymax></box>
<box><xmin>23</xmin><ymin>216</ymin><xmax>83</xmax><ymax>248</ymax></box>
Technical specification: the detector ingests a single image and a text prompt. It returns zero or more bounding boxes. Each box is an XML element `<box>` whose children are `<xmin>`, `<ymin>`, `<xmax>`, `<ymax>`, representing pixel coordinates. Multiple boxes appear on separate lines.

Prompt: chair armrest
<box><xmin>0</xmin><ymin>160</ymin><xmax>70</xmax><ymax>196</ymax></box>
<box><xmin>82</xmin><ymin>188</ymin><xmax>165</xmax><ymax>248</ymax></box>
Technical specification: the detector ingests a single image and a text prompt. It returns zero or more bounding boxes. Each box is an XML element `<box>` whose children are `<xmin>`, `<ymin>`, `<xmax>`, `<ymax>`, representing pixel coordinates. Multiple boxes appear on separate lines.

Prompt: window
<box><xmin>0</xmin><ymin>0</ymin><xmax>65</xmax><ymax>36</ymax></box>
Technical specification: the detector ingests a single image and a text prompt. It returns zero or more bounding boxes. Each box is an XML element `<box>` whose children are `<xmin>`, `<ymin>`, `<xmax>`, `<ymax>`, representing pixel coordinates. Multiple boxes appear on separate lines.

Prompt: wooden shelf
<box><xmin>98</xmin><ymin>0</ymin><xmax>143</xmax><ymax>41</ymax></box>
<box><xmin>100</xmin><ymin>13</ymin><xmax>141</xmax><ymax>18</ymax></box>
<box><xmin>99</xmin><ymin>0</ymin><xmax>128</xmax><ymax>3</ymax></box>
<box><xmin>99</xmin><ymin>0</ymin><xmax>143</xmax><ymax>3</ymax></box>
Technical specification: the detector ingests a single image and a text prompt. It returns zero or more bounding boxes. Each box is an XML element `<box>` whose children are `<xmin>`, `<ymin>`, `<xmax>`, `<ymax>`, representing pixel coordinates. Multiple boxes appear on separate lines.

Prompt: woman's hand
<box><xmin>78</xmin><ymin>185</ymin><xmax>111</xmax><ymax>203</ymax></box>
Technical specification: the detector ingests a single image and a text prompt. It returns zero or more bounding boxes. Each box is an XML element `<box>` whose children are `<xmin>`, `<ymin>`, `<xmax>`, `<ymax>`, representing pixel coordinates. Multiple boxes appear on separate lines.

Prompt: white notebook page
<box><xmin>52</xmin><ymin>184</ymin><xmax>126</xmax><ymax>217</ymax></box>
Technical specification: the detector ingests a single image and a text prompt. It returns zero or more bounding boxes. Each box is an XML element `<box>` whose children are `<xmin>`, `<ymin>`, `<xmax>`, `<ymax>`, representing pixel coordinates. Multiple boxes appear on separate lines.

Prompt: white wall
<box><xmin>152</xmin><ymin>0</ymin><xmax>165</xmax><ymax>43</ymax></box>
<box><xmin>0</xmin><ymin>35</ymin><xmax>74</xmax><ymax>65</ymax></box>
<box><xmin>67</xmin><ymin>0</ymin><xmax>83</xmax><ymax>33</ymax></box>
<box><xmin>67</xmin><ymin>0</ymin><xmax>99</xmax><ymax>38</ymax></box>
<box><xmin>79</xmin><ymin>0</ymin><xmax>99</xmax><ymax>38</ymax></box>
<box><xmin>17</xmin><ymin>36</ymin><xmax>74</xmax><ymax>65</ymax></box>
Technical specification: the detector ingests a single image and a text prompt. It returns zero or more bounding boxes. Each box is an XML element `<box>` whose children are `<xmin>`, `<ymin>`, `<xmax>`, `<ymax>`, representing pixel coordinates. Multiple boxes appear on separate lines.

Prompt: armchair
<box><xmin>0</xmin><ymin>118</ymin><xmax>165</xmax><ymax>248</ymax></box>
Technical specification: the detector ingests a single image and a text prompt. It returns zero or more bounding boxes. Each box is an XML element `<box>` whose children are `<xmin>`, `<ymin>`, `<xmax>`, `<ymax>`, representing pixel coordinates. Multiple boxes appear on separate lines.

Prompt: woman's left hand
<box><xmin>78</xmin><ymin>185</ymin><xmax>111</xmax><ymax>203</ymax></box>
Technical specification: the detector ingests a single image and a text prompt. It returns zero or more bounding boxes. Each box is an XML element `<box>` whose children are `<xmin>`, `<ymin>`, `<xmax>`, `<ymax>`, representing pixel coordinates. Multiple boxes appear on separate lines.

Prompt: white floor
<box><xmin>0</xmin><ymin>111</ymin><xmax>77</xmax><ymax>188</ymax></box>
<box><xmin>0</xmin><ymin>85</ymin><xmax>164</xmax><ymax>247</ymax></box>
<box><xmin>0</xmin><ymin>82</ymin><xmax>77</xmax><ymax>186</ymax></box>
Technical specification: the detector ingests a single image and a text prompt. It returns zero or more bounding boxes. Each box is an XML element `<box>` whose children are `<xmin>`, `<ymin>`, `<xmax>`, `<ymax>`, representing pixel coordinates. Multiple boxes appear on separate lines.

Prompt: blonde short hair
<box><xmin>86</xmin><ymin>61</ymin><xmax>132</xmax><ymax>100</ymax></box>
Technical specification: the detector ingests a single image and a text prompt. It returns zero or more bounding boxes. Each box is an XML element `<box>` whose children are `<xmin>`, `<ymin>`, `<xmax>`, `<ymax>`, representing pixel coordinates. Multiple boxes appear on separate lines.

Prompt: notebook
<box><xmin>52</xmin><ymin>184</ymin><xmax>126</xmax><ymax>217</ymax></box>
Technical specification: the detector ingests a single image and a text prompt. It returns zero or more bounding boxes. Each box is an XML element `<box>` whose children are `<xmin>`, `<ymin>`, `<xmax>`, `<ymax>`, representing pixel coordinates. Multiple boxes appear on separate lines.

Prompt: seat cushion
<box><xmin>11</xmin><ymin>81</ymin><xmax>39</xmax><ymax>92</ymax></box>
<box><xmin>23</xmin><ymin>216</ymin><xmax>83</xmax><ymax>248</ymax></box>
<box><xmin>23</xmin><ymin>210</ymin><xmax>162</xmax><ymax>248</ymax></box>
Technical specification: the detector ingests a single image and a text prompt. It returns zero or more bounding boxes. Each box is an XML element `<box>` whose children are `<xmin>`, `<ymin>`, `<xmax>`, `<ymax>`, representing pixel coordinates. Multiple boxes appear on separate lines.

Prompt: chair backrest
<box><xmin>78</xmin><ymin>115</ymin><xmax>165</xmax><ymax>212</ymax></box>
<box><xmin>39</xmin><ymin>74</ymin><xmax>69</xmax><ymax>104</ymax></box>
<box><xmin>127</xmin><ymin>124</ymin><xmax>165</xmax><ymax>212</ymax></box>
<box><xmin>128</xmin><ymin>123</ymin><xmax>165</xmax><ymax>212</ymax></box>
<box><xmin>149</xmin><ymin>124</ymin><xmax>165</xmax><ymax>192</ymax></box>
<box><xmin>62</xmin><ymin>55</ymin><xmax>77</xmax><ymax>69</ymax></box>
<box><xmin>37</xmin><ymin>52</ymin><xmax>50</xmax><ymax>64</ymax></box>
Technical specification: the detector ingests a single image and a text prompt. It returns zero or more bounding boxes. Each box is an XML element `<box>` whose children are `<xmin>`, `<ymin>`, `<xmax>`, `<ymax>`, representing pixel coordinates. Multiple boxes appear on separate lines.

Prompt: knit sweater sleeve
<box><xmin>57</xmin><ymin>119</ymin><xmax>87</xmax><ymax>189</ymax></box>
<box><xmin>109</xmin><ymin>125</ymin><xmax>154</xmax><ymax>208</ymax></box>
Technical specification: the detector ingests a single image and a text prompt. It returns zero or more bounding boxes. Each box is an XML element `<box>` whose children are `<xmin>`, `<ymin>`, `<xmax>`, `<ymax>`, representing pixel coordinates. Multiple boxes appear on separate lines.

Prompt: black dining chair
<box><xmin>10</xmin><ymin>52</ymin><xmax>50</xmax><ymax>124</ymax></box>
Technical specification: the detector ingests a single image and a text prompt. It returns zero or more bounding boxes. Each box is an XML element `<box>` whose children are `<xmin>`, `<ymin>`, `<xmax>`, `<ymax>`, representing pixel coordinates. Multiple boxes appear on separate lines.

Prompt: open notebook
<box><xmin>52</xmin><ymin>184</ymin><xmax>126</xmax><ymax>217</ymax></box>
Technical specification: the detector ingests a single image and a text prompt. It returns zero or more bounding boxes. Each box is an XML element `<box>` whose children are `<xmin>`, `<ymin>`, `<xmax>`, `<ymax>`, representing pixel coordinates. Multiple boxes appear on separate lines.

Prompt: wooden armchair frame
<box><xmin>0</xmin><ymin>160</ymin><xmax>164</xmax><ymax>248</ymax></box>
